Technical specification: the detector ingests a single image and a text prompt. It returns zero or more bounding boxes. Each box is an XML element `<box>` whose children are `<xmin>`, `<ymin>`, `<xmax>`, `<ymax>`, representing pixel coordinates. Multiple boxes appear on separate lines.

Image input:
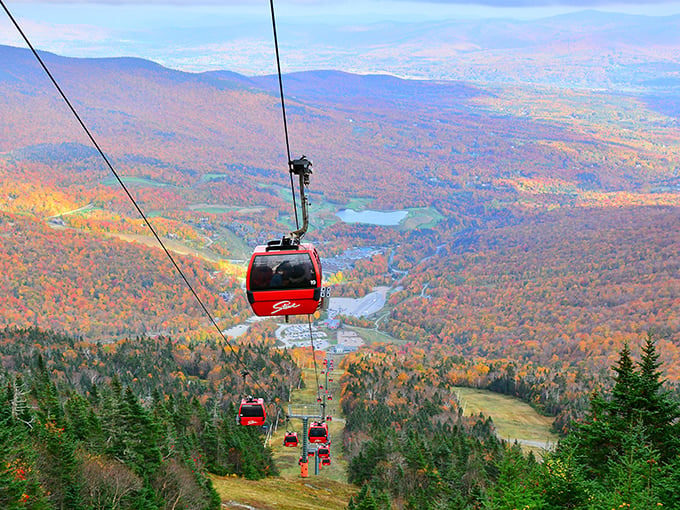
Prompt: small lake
<box><xmin>336</xmin><ymin>209</ymin><xmax>407</xmax><ymax>226</ymax></box>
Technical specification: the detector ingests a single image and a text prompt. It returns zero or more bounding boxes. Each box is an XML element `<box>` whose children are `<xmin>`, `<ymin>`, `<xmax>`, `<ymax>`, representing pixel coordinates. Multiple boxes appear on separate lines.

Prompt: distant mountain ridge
<box><xmin>21</xmin><ymin>9</ymin><xmax>675</xmax><ymax>92</ymax></box>
<box><xmin>290</xmin><ymin>11</ymin><xmax>680</xmax><ymax>91</ymax></box>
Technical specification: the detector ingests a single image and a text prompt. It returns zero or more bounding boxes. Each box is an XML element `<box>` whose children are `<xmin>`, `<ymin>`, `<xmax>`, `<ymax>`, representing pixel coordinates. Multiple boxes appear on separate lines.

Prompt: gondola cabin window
<box><xmin>249</xmin><ymin>253</ymin><xmax>317</xmax><ymax>290</ymax></box>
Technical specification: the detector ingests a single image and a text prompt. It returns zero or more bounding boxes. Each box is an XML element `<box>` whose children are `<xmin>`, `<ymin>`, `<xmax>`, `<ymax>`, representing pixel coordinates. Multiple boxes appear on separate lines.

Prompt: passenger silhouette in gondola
<box><xmin>250</xmin><ymin>264</ymin><xmax>273</xmax><ymax>290</ymax></box>
<box><xmin>288</xmin><ymin>263</ymin><xmax>308</xmax><ymax>288</ymax></box>
<box><xmin>270</xmin><ymin>261</ymin><xmax>292</xmax><ymax>288</ymax></box>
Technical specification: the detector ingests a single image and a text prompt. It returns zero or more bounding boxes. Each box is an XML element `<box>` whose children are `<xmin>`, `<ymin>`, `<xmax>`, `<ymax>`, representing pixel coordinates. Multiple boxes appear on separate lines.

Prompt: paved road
<box><xmin>328</xmin><ymin>288</ymin><xmax>386</xmax><ymax>317</ymax></box>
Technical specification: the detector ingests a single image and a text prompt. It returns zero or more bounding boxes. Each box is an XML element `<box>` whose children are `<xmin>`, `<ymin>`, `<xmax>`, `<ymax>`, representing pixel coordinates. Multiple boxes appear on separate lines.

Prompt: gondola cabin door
<box><xmin>246</xmin><ymin>239</ymin><xmax>322</xmax><ymax>317</ymax></box>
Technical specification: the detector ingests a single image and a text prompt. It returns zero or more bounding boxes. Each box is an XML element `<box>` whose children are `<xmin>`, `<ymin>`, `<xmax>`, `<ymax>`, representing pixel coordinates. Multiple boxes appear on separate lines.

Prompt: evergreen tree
<box><xmin>0</xmin><ymin>383</ymin><xmax>49</xmax><ymax>509</ymax></box>
<box><xmin>601</xmin><ymin>424</ymin><xmax>663</xmax><ymax>508</ymax></box>
<box><xmin>120</xmin><ymin>386</ymin><xmax>162</xmax><ymax>473</ymax></box>
<box><xmin>568</xmin><ymin>335</ymin><xmax>680</xmax><ymax>479</ymax></box>
<box><xmin>34</xmin><ymin>419</ymin><xmax>83</xmax><ymax>509</ymax></box>
<box><xmin>609</xmin><ymin>343</ymin><xmax>638</xmax><ymax>423</ymax></box>
<box><xmin>541</xmin><ymin>445</ymin><xmax>593</xmax><ymax>510</ymax></box>
<box><xmin>636</xmin><ymin>333</ymin><xmax>680</xmax><ymax>460</ymax></box>
<box><xmin>347</xmin><ymin>484</ymin><xmax>384</xmax><ymax>510</ymax></box>
<box><xmin>64</xmin><ymin>393</ymin><xmax>104</xmax><ymax>451</ymax></box>
<box><xmin>483</xmin><ymin>444</ymin><xmax>546</xmax><ymax>510</ymax></box>
<box><xmin>544</xmin><ymin>333</ymin><xmax>680</xmax><ymax>508</ymax></box>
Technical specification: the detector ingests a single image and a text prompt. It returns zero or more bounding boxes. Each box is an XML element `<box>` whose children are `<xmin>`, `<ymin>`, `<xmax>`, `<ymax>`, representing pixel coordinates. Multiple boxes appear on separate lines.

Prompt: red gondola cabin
<box><xmin>308</xmin><ymin>421</ymin><xmax>329</xmax><ymax>443</ymax></box>
<box><xmin>246</xmin><ymin>239</ymin><xmax>322</xmax><ymax>317</ymax></box>
<box><xmin>238</xmin><ymin>397</ymin><xmax>266</xmax><ymax>427</ymax></box>
<box><xmin>283</xmin><ymin>431</ymin><xmax>299</xmax><ymax>447</ymax></box>
<box><xmin>318</xmin><ymin>444</ymin><xmax>330</xmax><ymax>459</ymax></box>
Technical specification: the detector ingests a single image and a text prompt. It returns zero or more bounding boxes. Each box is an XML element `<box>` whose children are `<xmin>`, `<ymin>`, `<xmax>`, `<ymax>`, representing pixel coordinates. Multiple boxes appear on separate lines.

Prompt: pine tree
<box><xmin>120</xmin><ymin>386</ymin><xmax>162</xmax><ymax>473</ymax></box>
<box><xmin>483</xmin><ymin>444</ymin><xmax>546</xmax><ymax>510</ymax></box>
<box><xmin>35</xmin><ymin>414</ymin><xmax>83</xmax><ymax>509</ymax></box>
<box><xmin>569</xmin><ymin>335</ymin><xmax>680</xmax><ymax>479</ymax></box>
<box><xmin>0</xmin><ymin>383</ymin><xmax>49</xmax><ymax>509</ymax></box>
<box><xmin>348</xmin><ymin>484</ymin><xmax>381</xmax><ymax>510</ymax></box>
<box><xmin>547</xmin><ymin>333</ymin><xmax>680</xmax><ymax>507</ymax></box>
<box><xmin>610</xmin><ymin>343</ymin><xmax>639</xmax><ymax>423</ymax></box>
<box><xmin>64</xmin><ymin>393</ymin><xmax>103</xmax><ymax>451</ymax></box>
<box><xmin>636</xmin><ymin>333</ymin><xmax>680</xmax><ymax>460</ymax></box>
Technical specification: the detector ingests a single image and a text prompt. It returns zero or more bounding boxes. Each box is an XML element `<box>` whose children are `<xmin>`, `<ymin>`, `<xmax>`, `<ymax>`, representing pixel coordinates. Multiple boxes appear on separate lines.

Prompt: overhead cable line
<box><xmin>268</xmin><ymin>0</ymin><xmax>300</xmax><ymax>231</ymax></box>
<box><xmin>308</xmin><ymin>316</ymin><xmax>322</xmax><ymax>404</ymax></box>
<box><xmin>0</xmin><ymin>0</ymin><xmax>272</xmax><ymax>401</ymax></box>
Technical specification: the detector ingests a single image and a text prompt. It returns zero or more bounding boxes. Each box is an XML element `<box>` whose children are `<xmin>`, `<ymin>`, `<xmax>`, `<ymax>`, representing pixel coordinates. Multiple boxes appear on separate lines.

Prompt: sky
<box><xmin>2</xmin><ymin>0</ymin><xmax>680</xmax><ymax>74</ymax></box>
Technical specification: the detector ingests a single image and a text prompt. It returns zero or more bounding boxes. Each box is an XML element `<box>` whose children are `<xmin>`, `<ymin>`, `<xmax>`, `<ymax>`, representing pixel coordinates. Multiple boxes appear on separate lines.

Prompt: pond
<box><xmin>336</xmin><ymin>209</ymin><xmax>407</xmax><ymax>226</ymax></box>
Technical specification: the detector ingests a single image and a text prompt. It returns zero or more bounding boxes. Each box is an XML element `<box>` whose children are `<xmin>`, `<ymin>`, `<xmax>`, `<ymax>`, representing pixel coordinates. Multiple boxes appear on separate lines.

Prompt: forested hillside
<box><xmin>0</xmin><ymin>326</ymin><xmax>299</xmax><ymax>508</ymax></box>
<box><xmin>0</xmin><ymin>212</ymin><xmax>244</xmax><ymax>339</ymax></box>
<box><xmin>339</xmin><ymin>334</ymin><xmax>680</xmax><ymax>509</ymax></box>
<box><xmin>3</xmin><ymin>327</ymin><xmax>679</xmax><ymax>508</ymax></box>
<box><xmin>2</xmin><ymin>44</ymin><xmax>680</xmax><ymax>347</ymax></box>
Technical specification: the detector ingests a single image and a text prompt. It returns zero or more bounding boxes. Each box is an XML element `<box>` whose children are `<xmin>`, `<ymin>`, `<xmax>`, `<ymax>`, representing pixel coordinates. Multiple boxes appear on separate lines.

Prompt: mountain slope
<box><xmin>3</xmin><ymin>43</ymin><xmax>679</xmax><ymax>208</ymax></box>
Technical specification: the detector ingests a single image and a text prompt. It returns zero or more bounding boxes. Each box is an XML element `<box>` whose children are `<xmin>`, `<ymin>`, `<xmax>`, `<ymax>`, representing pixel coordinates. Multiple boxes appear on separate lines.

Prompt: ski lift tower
<box><xmin>288</xmin><ymin>403</ymin><xmax>325</xmax><ymax>477</ymax></box>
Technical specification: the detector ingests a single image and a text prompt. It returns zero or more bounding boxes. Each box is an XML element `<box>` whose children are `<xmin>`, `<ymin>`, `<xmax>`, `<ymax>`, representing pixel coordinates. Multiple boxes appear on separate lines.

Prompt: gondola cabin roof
<box><xmin>246</xmin><ymin>240</ymin><xmax>322</xmax><ymax>317</ymax></box>
<box><xmin>238</xmin><ymin>397</ymin><xmax>266</xmax><ymax>427</ymax></box>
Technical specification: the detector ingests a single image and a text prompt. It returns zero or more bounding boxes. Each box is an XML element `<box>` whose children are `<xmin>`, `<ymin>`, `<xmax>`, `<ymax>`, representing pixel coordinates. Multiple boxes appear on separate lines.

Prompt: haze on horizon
<box><xmin>2</xmin><ymin>0</ymin><xmax>680</xmax><ymax>77</ymax></box>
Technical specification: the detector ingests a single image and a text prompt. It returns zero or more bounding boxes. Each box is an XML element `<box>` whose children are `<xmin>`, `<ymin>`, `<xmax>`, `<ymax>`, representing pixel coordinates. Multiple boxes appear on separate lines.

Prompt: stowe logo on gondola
<box><xmin>272</xmin><ymin>300</ymin><xmax>302</xmax><ymax>314</ymax></box>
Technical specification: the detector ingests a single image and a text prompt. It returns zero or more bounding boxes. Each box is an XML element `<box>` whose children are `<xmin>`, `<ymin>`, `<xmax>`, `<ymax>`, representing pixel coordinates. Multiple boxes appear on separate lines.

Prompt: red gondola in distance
<box><xmin>318</xmin><ymin>444</ymin><xmax>330</xmax><ymax>459</ymax></box>
<box><xmin>308</xmin><ymin>421</ymin><xmax>329</xmax><ymax>443</ymax></box>
<box><xmin>238</xmin><ymin>397</ymin><xmax>266</xmax><ymax>427</ymax></box>
<box><xmin>283</xmin><ymin>431</ymin><xmax>299</xmax><ymax>447</ymax></box>
<box><xmin>246</xmin><ymin>239</ymin><xmax>322</xmax><ymax>317</ymax></box>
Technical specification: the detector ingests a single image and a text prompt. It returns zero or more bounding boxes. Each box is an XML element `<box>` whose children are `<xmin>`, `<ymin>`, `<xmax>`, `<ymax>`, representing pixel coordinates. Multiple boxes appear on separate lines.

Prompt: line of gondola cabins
<box><xmin>238</xmin><ymin>356</ymin><xmax>333</xmax><ymax>465</ymax></box>
<box><xmin>239</xmin><ymin>205</ymin><xmax>332</xmax><ymax>464</ymax></box>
